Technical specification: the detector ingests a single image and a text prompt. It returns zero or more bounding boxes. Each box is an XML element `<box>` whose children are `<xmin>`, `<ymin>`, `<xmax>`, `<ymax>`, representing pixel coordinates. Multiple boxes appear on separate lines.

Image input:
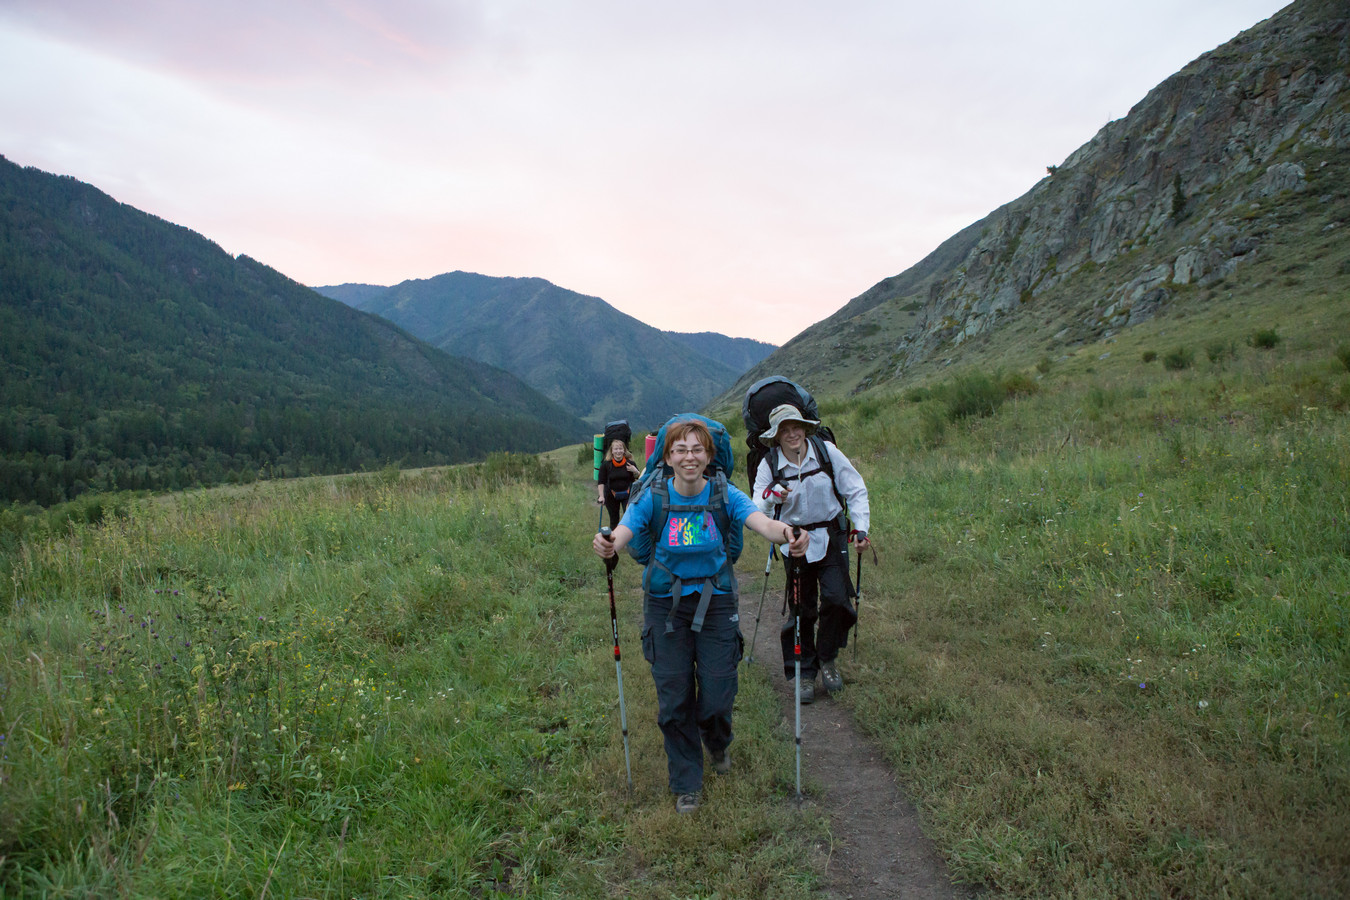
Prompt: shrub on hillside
<box><xmin>1036</xmin><ymin>356</ymin><xmax>1052</xmax><ymax>374</ymax></box>
<box><xmin>1000</xmin><ymin>371</ymin><xmax>1040</xmax><ymax>398</ymax></box>
<box><xmin>0</xmin><ymin>493</ymin><xmax>140</xmax><ymax>567</ymax></box>
<box><xmin>461</xmin><ymin>452</ymin><xmax>560</xmax><ymax>489</ymax></box>
<box><xmin>1206</xmin><ymin>340</ymin><xmax>1235</xmax><ymax>364</ymax></box>
<box><xmin>1248</xmin><ymin>327</ymin><xmax>1280</xmax><ymax>350</ymax></box>
<box><xmin>1163</xmin><ymin>347</ymin><xmax>1194</xmax><ymax>371</ymax></box>
<box><xmin>918</xmin><ymin>401</ymin><xmax>947</xmax><ymax>447</ymax></box>
<box><xmin>922</xmin><ymin>369</ymin><xmax>1038</xmax><ymax>424</ymax></box>
<box><xmin>1335</xmin><ymin>343</ymin><xmax>1350</xmax><ymax>372</ymax></box>
<box><xmin>854</xmin><ymin>396</ymin><xmax>888</xmax><ymax>422</ymax></box>
<box><xmin>1142</xmin><ymin>350</ymin><xmax>1158</xmax><ymax>363</ymax></box>
<box><xmin>943</xmin><ymin>372</ymin><xmax>1004</xmax><ymax>421</ymax></box>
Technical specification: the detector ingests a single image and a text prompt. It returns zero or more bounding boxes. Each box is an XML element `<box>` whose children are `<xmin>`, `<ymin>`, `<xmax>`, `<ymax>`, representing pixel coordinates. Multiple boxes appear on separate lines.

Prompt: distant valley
<box><xmin>3</xmin><ymin>0</ymin><xmax>1342</xmax><ymax>512</ymax></box>
<box><xmin>315</xmin><ymin>275</ymin><xmax>775</xmax><ymax>430</ymax></box>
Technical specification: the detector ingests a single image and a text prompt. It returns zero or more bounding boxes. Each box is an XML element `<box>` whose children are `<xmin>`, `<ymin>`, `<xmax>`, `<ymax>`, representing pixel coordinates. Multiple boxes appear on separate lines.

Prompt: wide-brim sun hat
<box><xmin>759</xmin><ymin>404</ymin><xmax>819</xmax><ymax>446</ymax></box>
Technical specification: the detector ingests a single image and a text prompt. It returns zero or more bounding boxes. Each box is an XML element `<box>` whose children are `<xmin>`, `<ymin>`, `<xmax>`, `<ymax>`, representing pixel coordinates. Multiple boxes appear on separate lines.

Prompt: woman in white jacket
<box><xmin>752</xmin><ymin>404</ymin><xmax>870</xmax><ymax>702</ymax></box>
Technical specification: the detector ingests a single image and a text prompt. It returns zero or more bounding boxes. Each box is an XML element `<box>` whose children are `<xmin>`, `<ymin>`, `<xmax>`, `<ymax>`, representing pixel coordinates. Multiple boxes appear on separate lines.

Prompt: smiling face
<box><xmin>609</xmin><ymin>440</ymin><xmax>627</xmax><ymax>460</ymax></box>
<box><xmin>664</xmin><ymin>421</ymin><xmax>712</xmax><ymax>493</ymax></box>
<box><xmin>777</xmin><ymin>421</ymin><xmax>808</xmax><ymax>458</ymax></box>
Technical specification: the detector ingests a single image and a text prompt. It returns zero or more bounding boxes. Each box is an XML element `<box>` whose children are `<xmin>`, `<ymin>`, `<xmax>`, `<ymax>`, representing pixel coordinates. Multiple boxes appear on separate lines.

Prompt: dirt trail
<box><xmin>738</xmin><ymin>575</ymin><xmax>979</xmax><ymax>900</ymax></box>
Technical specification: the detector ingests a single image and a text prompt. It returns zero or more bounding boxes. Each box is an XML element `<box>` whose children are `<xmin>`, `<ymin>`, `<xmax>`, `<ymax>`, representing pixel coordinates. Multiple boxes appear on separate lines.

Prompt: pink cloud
<box><xmin>2</xmin><ymin>0</ymin><xmax>480</xmax><ymax>84</ymax></box>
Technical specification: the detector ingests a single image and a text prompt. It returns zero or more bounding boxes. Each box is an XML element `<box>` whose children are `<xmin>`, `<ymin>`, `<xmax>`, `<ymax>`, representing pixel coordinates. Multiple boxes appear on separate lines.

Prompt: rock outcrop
<box><xmin>891</xmin><ymin>0</ymin><xmax>1349</xmax><ymax>370</ymax></box>
<box><xmin>712</xmin><ymin>0</ymin><xmax>1349</xmax><ymax>408</ymax></box>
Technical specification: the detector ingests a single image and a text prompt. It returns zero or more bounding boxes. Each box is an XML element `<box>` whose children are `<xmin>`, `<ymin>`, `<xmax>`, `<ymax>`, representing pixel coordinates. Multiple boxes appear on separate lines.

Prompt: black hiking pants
<box><xmin>602</xmin><ymin>490</ymin><xmax>628</xmax><ymax>530</ymax></box>
<box><xmin>780</xmin><ymin>528</ymin><xmax>855</xmax><ymax>680</ymax></box>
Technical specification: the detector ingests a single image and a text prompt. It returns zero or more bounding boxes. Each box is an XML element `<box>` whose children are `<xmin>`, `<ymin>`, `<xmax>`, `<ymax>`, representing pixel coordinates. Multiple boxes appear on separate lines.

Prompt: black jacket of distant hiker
<box><xmin>598</xmin><ymin>453</ymin><xmax>639</xmax><ymax>529</ymax></box>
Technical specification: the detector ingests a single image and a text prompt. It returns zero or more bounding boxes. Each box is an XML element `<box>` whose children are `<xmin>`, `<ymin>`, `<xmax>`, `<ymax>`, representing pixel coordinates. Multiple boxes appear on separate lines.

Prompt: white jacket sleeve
<box><xmin>826</xmin><ymin>442</ymin><xmax>869</xmax><ymax>535</ymax></box>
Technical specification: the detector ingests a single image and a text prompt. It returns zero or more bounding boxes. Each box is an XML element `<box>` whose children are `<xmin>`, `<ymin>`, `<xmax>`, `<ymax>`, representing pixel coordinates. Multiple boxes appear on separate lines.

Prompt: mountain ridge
<box><xmin>717</xmin><ymin>0</ymin><xmax>1349</xmax><ymax>407</ymax></box>
<box><xmin>316</xmin><ymin>273</ymin><xmax>774</xmax><ymax>430</ymax></box>
<box><xmin>0</xmin><ymin>156</ymin><xmax>587</xmax><ymax>506</ymax></box>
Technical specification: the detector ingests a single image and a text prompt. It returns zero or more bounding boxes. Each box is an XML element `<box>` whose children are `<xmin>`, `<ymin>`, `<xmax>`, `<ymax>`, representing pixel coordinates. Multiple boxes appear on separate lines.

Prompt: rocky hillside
<box><xmin>722</xmin><ymin>0</ymin><xmax>1349</xmax><ymax>403</ymax></box>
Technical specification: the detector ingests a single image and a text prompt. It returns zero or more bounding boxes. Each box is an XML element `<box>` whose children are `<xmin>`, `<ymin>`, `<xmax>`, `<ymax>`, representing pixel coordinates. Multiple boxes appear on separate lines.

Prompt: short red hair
<box><xmin>663</xmin><ymin>420</ymin><xmax>713</xmax><ymax>460</ymax></box>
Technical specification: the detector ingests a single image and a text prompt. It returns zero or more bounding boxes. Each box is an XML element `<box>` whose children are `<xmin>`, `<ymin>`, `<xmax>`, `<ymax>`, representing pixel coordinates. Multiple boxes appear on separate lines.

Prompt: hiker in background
<box><xmin>596</xmin><ymin>437</ymin><xmax>640</xmax><ymax>530</ymax></box>
<box><xmin>593</xmin><ymin>417</ymin><xmax>806</xmax><ymax>814</ymax></box>
<box><xmin>753</xmin><ymin>404</ymin><xmax>870</xmax><ymax>702</ymax></box>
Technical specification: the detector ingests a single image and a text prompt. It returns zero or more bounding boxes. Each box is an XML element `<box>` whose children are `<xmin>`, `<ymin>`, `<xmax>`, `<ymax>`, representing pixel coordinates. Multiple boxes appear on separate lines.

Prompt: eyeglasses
<box><xmin>668</xmin><ymin>446</ymin><xmax>708</xmax><ymax>458</ymax></box>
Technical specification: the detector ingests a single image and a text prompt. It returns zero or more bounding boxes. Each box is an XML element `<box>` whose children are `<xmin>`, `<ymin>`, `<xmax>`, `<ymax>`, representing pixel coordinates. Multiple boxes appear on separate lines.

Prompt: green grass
<box><xmin>3</xmin><ymin>253</ymin><xmax>1348</xmax><ymax>896</ymax></box>
<box><xmin>823</xmin><ymin>281</ymin><xmax>1349</xmax><ymax>897</ymax></box>
<box><xmin>0</xmin><ymin>458</ymin><xmax>824</xmax><ymax>898</ymax></box>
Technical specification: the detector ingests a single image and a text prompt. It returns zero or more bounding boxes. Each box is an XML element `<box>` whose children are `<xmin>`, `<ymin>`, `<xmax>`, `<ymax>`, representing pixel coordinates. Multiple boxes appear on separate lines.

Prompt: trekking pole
<box><xmin>853</xmin><ymin>547</ymin><xmax>862</xmax><ymax>661</ymax></box>
<box><xmin>852</xmin><ymin>541</ymin><xmax>878</xmax><ymax>661</ymax></box>
<box><xmin>745</xmin><ymin>544</ymin><xmax>775</xmax><ymax>664</ymax></box>
<box><xmin>600</xmin><ymin>527</ymin><xmax>633</xmax><ymax>790</ymax></box>
<box><xmin>789</xmin><ymin>527</ymin><xmax>803</xmax><ymax>802</ymax></box>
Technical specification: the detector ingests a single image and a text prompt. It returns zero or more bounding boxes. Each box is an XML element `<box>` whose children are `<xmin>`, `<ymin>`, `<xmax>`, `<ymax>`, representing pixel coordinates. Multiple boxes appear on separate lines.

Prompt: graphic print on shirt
<box><xmin>664</xmin><ymin>510</ymin><xmax>721</xmax><ymax>556</ymax></box>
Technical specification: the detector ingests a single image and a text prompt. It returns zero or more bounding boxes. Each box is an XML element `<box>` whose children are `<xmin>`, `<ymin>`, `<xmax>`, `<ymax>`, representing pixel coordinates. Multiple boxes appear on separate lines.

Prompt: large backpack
<box><xmin>741</xmin><ymin>376</ymin><xmax>838</xmax><ymax>495</ymax></box>
<box><xmin>602</xmin><ymin>419</ymin><xmax>632</xmax><ymax>449</ymax></box>
<box><xmin>742</xmin><ymin>377</ymin><xmax>853</xmax><ymax>577</ymax></box>
<box><xmin>625</xmin><ymin>414</ymin><xmax>743</xmax><ymax>631</ymax></box>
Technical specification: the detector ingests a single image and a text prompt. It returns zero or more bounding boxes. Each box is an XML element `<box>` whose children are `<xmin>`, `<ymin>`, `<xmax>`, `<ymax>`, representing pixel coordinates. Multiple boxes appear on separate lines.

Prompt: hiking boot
<box><xmin>710</xmin><ymin>747</ymin><xmax>731</xmax><ymax>775</ymax></box>
<box><xmin>821</xmin><ymin>661</ymin><xmax>843</xmax><ymax>693</ymax></box>
<box><xmin>793</xmin><ymin>676</ymin><xmax>815</xmax><ymax>705</ymax></box>
<box><xmin>675</xmin><ymin>792</ymin><xmax>701</xmax><ymax>814</ymax></box>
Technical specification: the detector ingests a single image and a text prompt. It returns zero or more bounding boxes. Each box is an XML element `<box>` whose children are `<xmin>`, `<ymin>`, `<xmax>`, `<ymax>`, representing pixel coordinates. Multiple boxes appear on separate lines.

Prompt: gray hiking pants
<box><xmin>642</xmin><ymin>591</ymin><xmax>744</xmax><ymax>795</ymax></box>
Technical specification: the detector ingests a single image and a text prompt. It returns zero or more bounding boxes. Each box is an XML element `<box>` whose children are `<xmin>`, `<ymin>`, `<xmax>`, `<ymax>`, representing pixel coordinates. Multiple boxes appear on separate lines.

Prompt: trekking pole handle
<box><xmin>788</xmin><ymin>527</ymin><xmax>803</xmax><ymax>613</ymax></box>
<box><xmin>599</xmin><ymin>526</ymin><xmax>617</xmax><ymax>572</ymax></box>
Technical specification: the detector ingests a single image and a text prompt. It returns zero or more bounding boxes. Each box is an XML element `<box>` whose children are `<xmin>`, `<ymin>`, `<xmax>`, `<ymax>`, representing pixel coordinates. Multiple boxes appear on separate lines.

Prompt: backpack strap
<box><xmin>643</xmin><ymin>472</ymin><xmax>740</xmax><ymax>634</ymax></box>
<box><xmin>770</xmin><ymin>436</ymin><xmax>846</xmax><ymax>509</ymax></box>
<box><xmin>770</xmin><ymin>437</ymin><xmax>853</xmax><ymax>566</ymax></box>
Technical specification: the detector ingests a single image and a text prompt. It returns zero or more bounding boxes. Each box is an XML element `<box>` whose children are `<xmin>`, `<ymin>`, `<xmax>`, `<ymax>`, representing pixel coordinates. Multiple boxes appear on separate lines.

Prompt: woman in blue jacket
<box><xmin>593</xmin><ymin>418</ymin><xmax>805</xmax><ymax>814</ymax></box>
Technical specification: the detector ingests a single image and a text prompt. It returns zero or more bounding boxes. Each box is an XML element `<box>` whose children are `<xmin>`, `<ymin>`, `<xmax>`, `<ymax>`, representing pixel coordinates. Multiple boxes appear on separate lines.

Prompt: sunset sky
<box><xmin>0</xmin><ymin>0</ymin><xmax>1288</xmax><ymax>343</ymax></box>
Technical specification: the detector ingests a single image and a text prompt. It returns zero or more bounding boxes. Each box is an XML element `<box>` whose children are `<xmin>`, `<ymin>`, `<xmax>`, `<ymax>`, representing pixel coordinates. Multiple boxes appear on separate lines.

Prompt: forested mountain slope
<box><xmin>319</xmin><ymin>273</ymin><xmax>752</xmax><ymax>430</ymax></box>
<box><xmin>0</xmin><ymin>157</ymin><xmax>586</xmax><ymax>506</ymax></box>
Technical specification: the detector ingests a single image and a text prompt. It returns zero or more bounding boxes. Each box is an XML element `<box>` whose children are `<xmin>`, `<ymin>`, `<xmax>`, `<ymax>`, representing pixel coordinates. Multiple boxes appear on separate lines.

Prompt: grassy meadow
<box><xmin>2</xmin><ymin>271</ymin><xmax>1348</xmax><ymax>897</ymax></box>
<box><xmin>0</xmin><ymin>456</ymin><xmax>825</xmax><ymax>898</ymax></box>
<box><xmin>801</xmin><ymin>285</ymin><xmax>1349</xmax><ymax>897</ymax></box>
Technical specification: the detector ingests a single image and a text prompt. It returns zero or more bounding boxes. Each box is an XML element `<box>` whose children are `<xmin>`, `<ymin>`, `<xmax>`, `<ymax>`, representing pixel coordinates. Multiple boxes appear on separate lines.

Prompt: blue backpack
<box><xmin>625</xmin><ymin>414</ymin><xmax>743</xmax><ymax>632</ymax></box>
